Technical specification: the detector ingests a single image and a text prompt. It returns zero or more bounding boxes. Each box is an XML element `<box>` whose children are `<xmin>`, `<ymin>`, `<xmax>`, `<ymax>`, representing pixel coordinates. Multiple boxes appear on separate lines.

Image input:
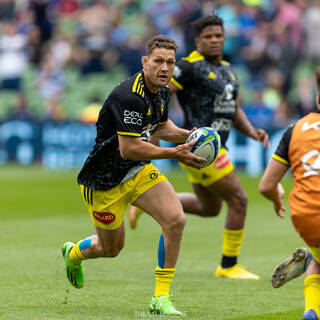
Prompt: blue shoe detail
<box><xmin>303</xmin><ymin>249</ymin><xmax>313</xmax><ymax>272</ymax></box>
<box><xmin>302</xmin><ymin>309</ymin><xmax>318</xmax><ymax>320</ymax></box>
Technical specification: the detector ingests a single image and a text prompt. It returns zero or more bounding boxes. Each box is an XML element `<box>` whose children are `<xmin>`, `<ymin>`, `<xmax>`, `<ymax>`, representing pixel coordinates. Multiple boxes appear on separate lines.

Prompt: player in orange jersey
<box><xmin>259</xmin><ymin>67</ymin><xmax>320</xmax><ymax>320</ymax></box>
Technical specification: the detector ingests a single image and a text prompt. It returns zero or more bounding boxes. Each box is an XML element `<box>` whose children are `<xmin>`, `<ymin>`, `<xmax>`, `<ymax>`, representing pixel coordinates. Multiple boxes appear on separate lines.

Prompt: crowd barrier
<box><xmin>0</xmin><ymin>120</ymin><xmax>285</xmax><ymax>176</ymax></box>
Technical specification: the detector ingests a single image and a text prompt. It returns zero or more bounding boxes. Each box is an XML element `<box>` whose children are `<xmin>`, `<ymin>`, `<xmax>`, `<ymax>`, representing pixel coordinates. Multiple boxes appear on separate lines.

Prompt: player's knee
<box><xmin>98</xmin><ymin>239</ymin><xmax>124</xmax><ymax>258</ymax></box>
<box><xmin>101</xmin><ymin>245</ymin><xmax>123</xmax><ymax>258</ymax></box>
<box><xmin>166</xmin><ymin>212</ymin><xmax>186</xmax><ymax>235</ymax></box>
<box><xmin>199</xmin><ymin>202</ymin><xmax>222</xmax><ymax>217</ymax></box>
<box><xmin>228</xmin><ymin>192</ymin><xmax>248</xmax><ymax>213</ymax></box>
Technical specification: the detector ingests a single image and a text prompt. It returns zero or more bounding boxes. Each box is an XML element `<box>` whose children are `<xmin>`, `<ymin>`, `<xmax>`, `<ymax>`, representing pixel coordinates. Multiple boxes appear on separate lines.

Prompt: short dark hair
<box><xmin>146</xmin><ymin>35</ymin><xmax>178</xmax><ymax>56</ymax></box>
<box><xmin>191</xmin><ymin>15</ymin><xmax>224</xmax><ymax>36</ymax></box>
<box><xmin>315</xmin><ymin>67</ymin><xmax>320</xmax><ymax>91</ymax></box>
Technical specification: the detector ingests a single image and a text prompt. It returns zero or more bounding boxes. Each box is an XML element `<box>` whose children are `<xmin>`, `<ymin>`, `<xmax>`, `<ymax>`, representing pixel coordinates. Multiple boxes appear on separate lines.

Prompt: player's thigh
<box><xmin>133</xmin><ymin>180</ymin><xmax>185</xmax><ymax>228</ymax></box>
<box><xmin>192</xmin><ymin>183</ymin><xmax>222</xmax><ymax>214</ymax></box>
<box><xmin>208</xmin><ymin>169</ymin><xmax>247</xmax><ymax>203</ymax></box>
<box><xmin>80</xmin><ymin>184</ymin><xmax>129</xmax><ymax>231</ymax></box>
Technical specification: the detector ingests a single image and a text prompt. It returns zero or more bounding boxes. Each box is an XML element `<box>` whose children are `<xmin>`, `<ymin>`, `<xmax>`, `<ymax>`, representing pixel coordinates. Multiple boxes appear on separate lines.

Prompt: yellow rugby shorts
<box><xmin>179</xmin><ymin>148</ymin><xmax>234</xmax><ymax>187</ymax></box>
<box><xmin>80</xmin><ymin>163</ymin><xmax>167</xmax><ymax>230</ymax></box>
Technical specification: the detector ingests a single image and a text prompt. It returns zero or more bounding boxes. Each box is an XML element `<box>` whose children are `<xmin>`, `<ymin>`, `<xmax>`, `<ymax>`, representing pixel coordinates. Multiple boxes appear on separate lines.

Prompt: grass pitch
<box><xmin>0</xmin><ymin>165</ymin><xmax>305</xmax><ymax>319</ymax></box>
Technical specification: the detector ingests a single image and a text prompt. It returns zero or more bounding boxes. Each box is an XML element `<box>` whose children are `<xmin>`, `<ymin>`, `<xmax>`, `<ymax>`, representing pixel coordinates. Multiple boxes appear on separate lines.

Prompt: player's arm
<box><xmin>118</xmin><ymin>135</ymin><xmax>204</xmax><ymax>169</ymax></box>
<box><xmin>259</xmin><ymin>159</ymin><xmax>288</xmax><ymax>218</ymax></box>
<box><xmin>153</xmin><ymin>119</ymin><xmax>191</xmax><ymax>143</ymax></box>
<box><xmin>259</xmin><ymin>125</ymin><xmax>293</xmax><ymax>218</ymax></box>
<box><xmin>233</xmin><ymin>100</ymin><xmax>269</xmax><ymax>148</ymax></box>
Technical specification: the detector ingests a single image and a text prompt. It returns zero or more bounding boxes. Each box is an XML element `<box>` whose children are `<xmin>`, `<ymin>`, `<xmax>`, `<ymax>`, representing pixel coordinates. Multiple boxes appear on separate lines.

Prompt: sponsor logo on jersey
<box><xmin>149</xmin><ymin>170</ymin><xmax>159</xmax><ymax>180</ymax></box>
<box><xmin>160</xmin><ymin>99</ymin><xmax>165</xmax><ymax>115</ymax></box>
<box><xmin>124</xmin><ymin>110</ymin><xmax>143</xmax><ymax>125</ymax></box>
<box><xmin>173</xmin><ymin>65</ymin><xmax>182</xmax><ymax>78</ymax></box>
<box><xmin>302</xmin><ymin>121</ymin><xmax>320</xmax><ymax>131</ymax></box>
<box><xmin>211</xmin><ymin>119</ymin><xmax>232</xmax><ymax>132</ymax></box>
<box><xmin>213</xmin><ymin>84</ymin><xmax>236</xmax><ymax>113</ymax></box>
<box><xmin>141</xmin><ymin>123</ymin><xmax>158</xmax><ymax>140</ymax></box>
<box><xmin>92</xmin><ymin>211</ymin><xmax>116</xmax><ymax>225</ymax></box>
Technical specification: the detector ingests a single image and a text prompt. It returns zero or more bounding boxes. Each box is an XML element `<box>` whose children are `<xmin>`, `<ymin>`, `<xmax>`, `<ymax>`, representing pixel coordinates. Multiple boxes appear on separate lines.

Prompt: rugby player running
<box><xmin>259</xmin><ymin>67</ymin><xmax>320</xmax><ymax>320</ymax></box>
<box><xmin>61</xmin><ymin>35</ymin><xmax>205</xmax><ymax>316</ymax></box>
<box><xmin>129</xmin><ymin>15</ymin><xmax>269</xmax><ymax>280</ymax></box>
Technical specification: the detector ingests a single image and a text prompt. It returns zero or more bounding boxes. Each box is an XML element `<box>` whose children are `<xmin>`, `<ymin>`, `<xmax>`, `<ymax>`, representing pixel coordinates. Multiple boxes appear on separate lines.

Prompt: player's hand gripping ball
<box><xmin>186</xmin><ymin>127</ymin><xmax>221</xmax><ymax>167</ymax></box>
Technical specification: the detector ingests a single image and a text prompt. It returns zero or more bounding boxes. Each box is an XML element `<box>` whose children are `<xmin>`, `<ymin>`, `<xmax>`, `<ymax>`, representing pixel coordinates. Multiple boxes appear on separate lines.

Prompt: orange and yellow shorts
<box><xmin>80</xmin><ymin>163</ymin><xmax>167</xmax><ymax>230</ymax></box>
<box><xmin>291</xmin><ymin>212</ymin><xmax>320</xmax><ymax>263</ymax></box>
<box><xmin>179</xmin><ymin>148</ymin><xmax>234</xmax><ymax>187</ymax></box>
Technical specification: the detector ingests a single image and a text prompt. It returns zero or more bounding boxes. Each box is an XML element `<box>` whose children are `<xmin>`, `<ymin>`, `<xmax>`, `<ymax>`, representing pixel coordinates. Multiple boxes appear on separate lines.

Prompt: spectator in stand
<box><xmin>303</xmin><ymin>0</ymin><xmax>320</xmax><ymax>62</ymax></box>
<box><xmin>275</xmin><ymin>0</ymin><xmax>303</xmax><ymax>54</ymax></box>
<box><xmin>7</xmin><ymin>92</ymin><xmax>33</xmax><ymax>121</ymax></box>
<box><xmin>243</xmin><ymin>90</ymin><xmax>276</xmax><ymax>130</ymax></box>
<box><xmin>295</xmin><ymin>76</ymin><xmax>317</xmax><ymax>117</ymax></box>
<box><xmin>80</xmin><ymin>95</ymin><xmax>101</xmax><ymax>124</ymax></box>
<box><xmin>75</xmin><ymin>29</ymin><xmax>108</xmax><ymax>75</ymax></box>
<box><xmin>47</xmin><ymin>30</ymin><xmax>73</xmax><ymax>69</ymax></box>
<box><xmin>35</xmin><ymin>52</ymin><xmax>66</xmax><ymax>120</ymax></box>
<box><xmin>267</xmin><ymin>22</ymin><xmax>297</xmax><ymax>97</ymax></box>
<box><xmin>216</xmin><ymin>0</ymin><xmax>240</xmax><ymax>62</ymax></box>
<box><xmin>0</xmin><ymin>0</ymin><xmax>14</xmax><ymax>21</ymax></box>
<box><xmin>29</xmin><ymin>0</ymin><xmax>57</xmax><ymax>64</ymax></box>
<box><xmin>57</xmin><ymin>0</ymin><xmax>79</xmax><ymax>15</ymax></box>
<box><xmin>241</xmin><ymin>20</ymin><xmax>270</xmax><ymax>87</ymax></box>
<box><xmin>0</xmin><ymin>21</ymin><xmax>29</xmax><ymax>91</ymax></box>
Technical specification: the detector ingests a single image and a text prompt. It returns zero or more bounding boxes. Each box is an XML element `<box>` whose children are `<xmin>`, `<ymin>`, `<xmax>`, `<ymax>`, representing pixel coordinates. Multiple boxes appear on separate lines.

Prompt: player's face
<box><xmin>142</xmin><ymin>48</ymin><xmax>176</xmax><ymax>92</ymax></box>
<box><xmin>195</xmin><ymin>25</ymin><xmax>225</xmax><ymax>61</ymax></box>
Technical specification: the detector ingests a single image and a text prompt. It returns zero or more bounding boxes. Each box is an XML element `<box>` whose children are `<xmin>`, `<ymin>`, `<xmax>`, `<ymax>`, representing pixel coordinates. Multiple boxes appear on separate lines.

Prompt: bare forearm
<box><xmin>154</xmin><ymin>119</ymin><xmax>189</xmax><ymax>143</ymax></box>
<box><xmin>120</xmin><ymin>139</ymin><xmax>175</xmax><ymax>160</ymax></box>
<box><xmin>260</xmin><ymin>186</ymin><xmax>280</xmax><ymax>203</ymax></box>
<box><xmin>233</xmin><ymin>106</ymin><xmax>257</xmax><ymax>139</ymax></box>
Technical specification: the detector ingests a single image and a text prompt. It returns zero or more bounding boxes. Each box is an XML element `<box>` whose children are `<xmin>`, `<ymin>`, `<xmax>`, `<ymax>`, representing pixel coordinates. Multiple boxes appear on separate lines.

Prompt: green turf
<box><xmin>0</xmin><ymin>165</ymin><xmax>306</xmax><ymax>319</ymax></box>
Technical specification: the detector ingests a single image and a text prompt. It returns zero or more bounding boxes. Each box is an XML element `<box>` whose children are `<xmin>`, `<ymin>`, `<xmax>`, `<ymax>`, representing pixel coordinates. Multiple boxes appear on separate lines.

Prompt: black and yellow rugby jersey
<box><xmin>78</xmin><ymin>71</ymin><xmax>170</xmax><ymax>191</ymax></box>
<box><xmin>171</xmin><ymin>50</ymin><xmax>239</xmax><ymax>147</ymax></box>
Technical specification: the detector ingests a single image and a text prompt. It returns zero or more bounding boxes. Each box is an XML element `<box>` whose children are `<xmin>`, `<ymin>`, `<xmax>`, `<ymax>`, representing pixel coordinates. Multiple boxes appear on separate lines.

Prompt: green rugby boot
<box><xmin>149</xmin><ymin>295</ymin><xmax>182</xmax><ymax>316</ymax></box>
<box><xmin>272</xmin><ymin>247</ymin><xmax>312</xmax><ymax>288</ymax></box>
<box><xmin>61</xmin><ymin>241</ymin><xmax>84</xmax><ymax>289</ymax></box>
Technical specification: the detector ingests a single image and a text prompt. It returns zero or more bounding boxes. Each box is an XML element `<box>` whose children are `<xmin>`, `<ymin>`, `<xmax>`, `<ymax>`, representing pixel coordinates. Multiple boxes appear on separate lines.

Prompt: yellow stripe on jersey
<box><xmin>159</xmin><ymin>120</ymin><xmax>168</xmax><ymax>125</ymax></box>
<box><xmin>146</xmin><ymin>107</ymin><xmax>151</xmax><ymax>115</ymax></box>
<box><xmin>272</xmin><ymin>154</ymin><xmax>289</xmax><ymax>166</ymax></box>
<box><xmin>117</xmin><ymin>131</ymin><xmax>141</xmax><ymax>137</ymax></box>
<box><xmin>182</xmin><ymin>50</ymin><xmax>204</xmax><ymax>63</ymax></box>
<box><xmin>170</xmin><ymin>77</ymin><xmax>183</xmax><ymax>90</ymax></box>
<box><xmin>132</xmin><ymin>73</ymin><xmax>145</xmax><ymax>98</ymax></box>
<box><xmin>221</xmin><ymin>60</ymin><xmax>231</xmax><ymax>65</ymax></box>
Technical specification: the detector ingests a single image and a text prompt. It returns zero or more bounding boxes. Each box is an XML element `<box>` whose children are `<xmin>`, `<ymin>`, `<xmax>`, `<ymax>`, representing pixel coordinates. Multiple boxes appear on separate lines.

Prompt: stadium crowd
<box><xmin>0</xmin><ymin>0</ymin><xmax>319</xmax><ymax>126</ymax></box>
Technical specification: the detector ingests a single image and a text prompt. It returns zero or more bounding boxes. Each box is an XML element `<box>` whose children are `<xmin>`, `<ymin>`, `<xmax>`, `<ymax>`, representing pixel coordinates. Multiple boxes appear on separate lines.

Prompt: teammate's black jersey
<box><xmin>171</xmin><ymin>50</ymin><xmax>239</xmax><ymax>147</ymax></box>
<box><xmin>78</xmin><ymin>71</ymin><xmax>169</xmax><ymax>191</ymax></box>
<box><xmin>273</xmin><ymin>125</ymin><xmax>294</xmax><ymax>166</ymax></box>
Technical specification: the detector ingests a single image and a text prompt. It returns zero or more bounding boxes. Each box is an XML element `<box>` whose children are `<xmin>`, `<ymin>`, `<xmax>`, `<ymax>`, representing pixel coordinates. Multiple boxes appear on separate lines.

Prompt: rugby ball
<box><xmin>186</xmin><ymin>127</ymin><xmax>221</xmax><ymax>167</ymax></box>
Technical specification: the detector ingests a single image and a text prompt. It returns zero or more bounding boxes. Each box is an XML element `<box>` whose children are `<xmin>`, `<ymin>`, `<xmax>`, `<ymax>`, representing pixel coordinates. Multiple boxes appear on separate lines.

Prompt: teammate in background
<box><xmin>129</xmin><ymin>15</ymin><xmax>269</xmax><ymax>280</ymax></box>
<box><xmin>259</xmin><ymin>67</ymin><xmax>320</xmax><ymax>320</ymax></box>
<box><xmin>61</xmin><ymin>35</ymin><xmax>206</xmax><ymax>316</ymax></box>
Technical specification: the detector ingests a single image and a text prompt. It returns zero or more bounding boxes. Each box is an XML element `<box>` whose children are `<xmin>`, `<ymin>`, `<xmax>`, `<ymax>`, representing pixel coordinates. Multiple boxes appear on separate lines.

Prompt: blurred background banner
<box><xmin>0</xmin><ymin>0</ymin><xmax>319</xmax><ymax>169</ymax></box>
<box><xmin>0</xmin><ymin>119</ymin><xmax>283</xmax><ymax>175</ymax></box>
